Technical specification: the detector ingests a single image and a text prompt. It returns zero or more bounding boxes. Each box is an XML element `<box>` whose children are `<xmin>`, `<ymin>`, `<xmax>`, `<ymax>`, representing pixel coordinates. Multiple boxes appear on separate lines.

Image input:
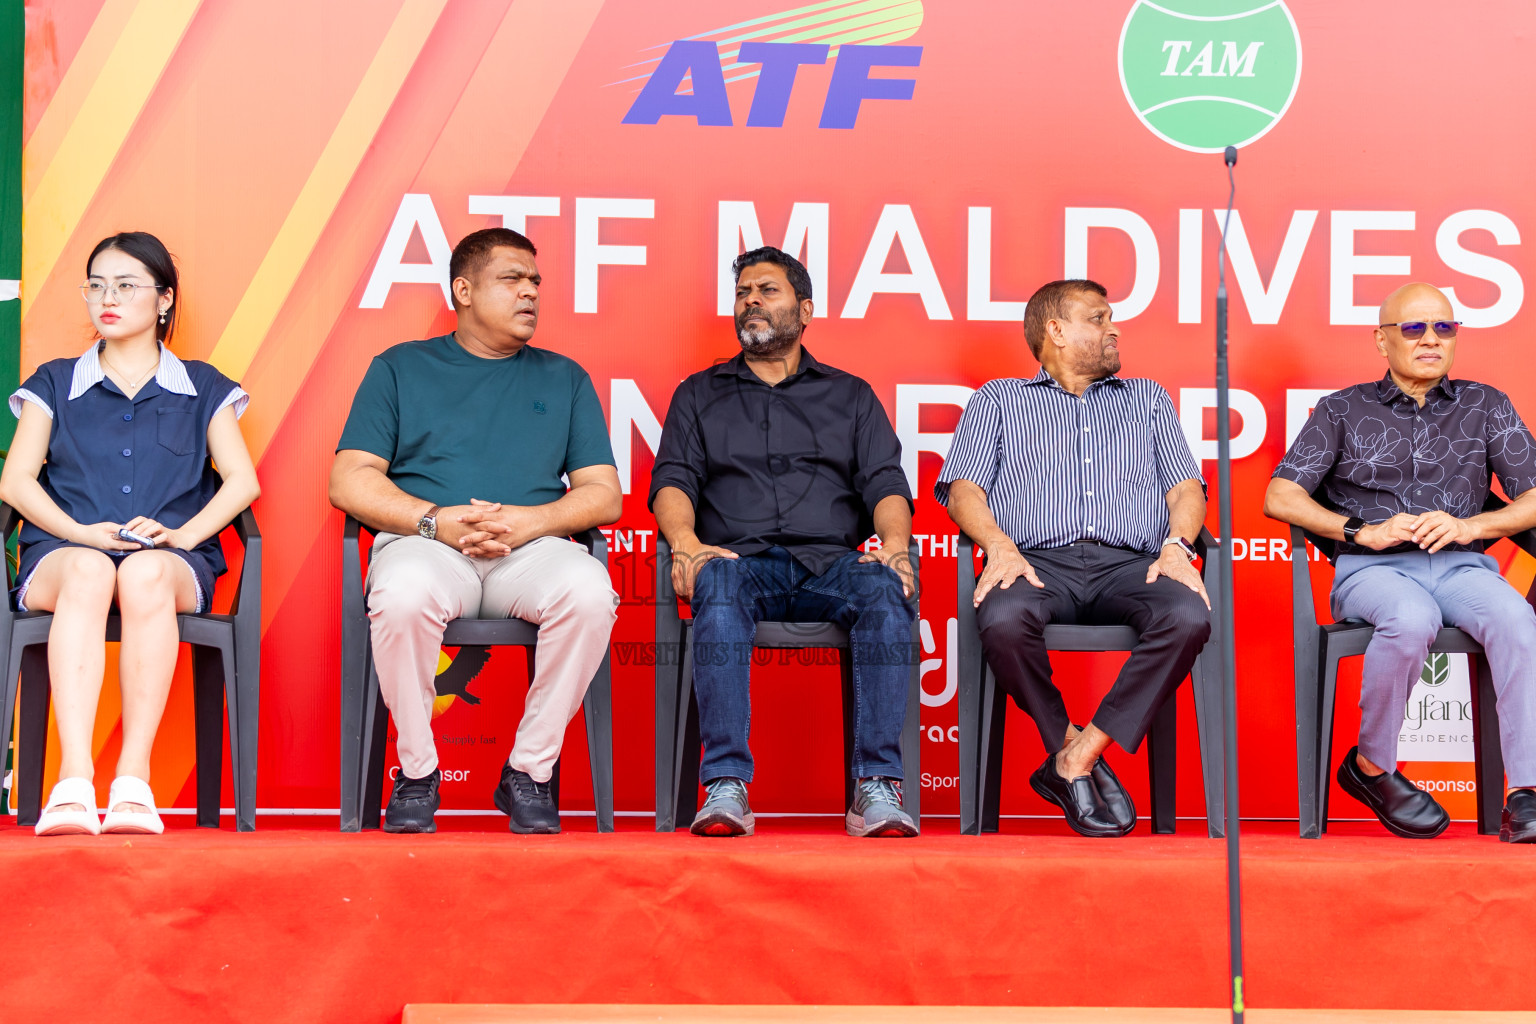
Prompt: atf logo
<box><xmin>1118</xmin><ymin>0</ymin><xmax>1302</xmax><ymax>153</ymax></box>
<box><xmin>619</xmin><ymin>0</ymin><xmax>923</xmax><ymax>129</ymax></box>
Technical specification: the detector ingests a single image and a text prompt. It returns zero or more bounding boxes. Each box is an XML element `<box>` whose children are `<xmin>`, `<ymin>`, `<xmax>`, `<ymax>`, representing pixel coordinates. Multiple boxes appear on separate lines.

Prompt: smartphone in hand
<box><xmin>117</xmin><ymin>527</ymin><xmax>157</xmax><ymax>549</ymax></box>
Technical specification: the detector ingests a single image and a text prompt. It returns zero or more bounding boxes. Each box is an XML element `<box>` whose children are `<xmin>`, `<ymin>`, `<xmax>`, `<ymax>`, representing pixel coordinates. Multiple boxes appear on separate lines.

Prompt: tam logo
<box><xmin>622</xmin><ymin>41</ymin><xmax>921</xmax><ymax>129</ymax></box>
<box><xmin>1158</xmin><ymin>40</ymin><xmax>1263</xmax><ymax>77</ymax></box>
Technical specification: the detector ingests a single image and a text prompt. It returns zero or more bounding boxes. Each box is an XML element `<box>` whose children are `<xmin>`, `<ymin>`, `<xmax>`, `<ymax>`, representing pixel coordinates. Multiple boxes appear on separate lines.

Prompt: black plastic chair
<box><xmin>1289</xmin><ymin>492</ymin><xmax>1536</xmax><ymax>838</ymax></box>
<box><xmin>955</xmin><ymin>529</ymin><xmax>1226</xmax><ymax>837</ymax></box>
<box><xmin>654</xmin><ymin>539</ymin><xmax>924</xmax><ymax>832</ymax></box>
<box><xmin>0</xmin><ymin>500</ymin><xmax>262</xmax><ymax>830</ymax></box>
<box><xmin>339</xmin><ymin>516</ymin><xmax>615</xmax><ymax>832</ymax></box>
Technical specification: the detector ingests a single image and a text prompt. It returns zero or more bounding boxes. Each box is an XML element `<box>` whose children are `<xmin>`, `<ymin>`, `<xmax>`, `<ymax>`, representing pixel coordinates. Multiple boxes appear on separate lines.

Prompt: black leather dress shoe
<box><xmin>383</xmin><ymin>768</ymin><xmax>440</xmax><ymax>834</ymax></box>
<box><xmin>493</xmin><ymin>764</ymin><xmax>561</xmax><ymax>834</ymax></box>
<box><xmin>1091</xmin><ymin>758</ymin><xmax>1137</xmax><ymax>836</ymax></box>
<box><xmin>1336</xmin><ymin>746</ymin><xmax>1449</xmax><ymax>839</ymax></box>
<box><xmin>1501</xmin><ymin>788</ymin><xmax>1536</xmax><ymax>843</ymax></box>
<box><xmin>1029</xmin><ymin>752</ymin><xmax>1123</xmax><ymax>837</ymax></box>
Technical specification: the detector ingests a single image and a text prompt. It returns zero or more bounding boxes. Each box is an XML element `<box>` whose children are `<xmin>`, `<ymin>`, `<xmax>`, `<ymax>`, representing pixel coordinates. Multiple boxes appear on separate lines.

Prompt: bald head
<box><xmin>1379</xmin><ymin>282</ymin><xmax>1453</xmax><ymax>325</ymax></box>
<box><xmin>1375</xmin><ymin>282</ymin><xmax>1458</xmax><ymax>399</ymax></box>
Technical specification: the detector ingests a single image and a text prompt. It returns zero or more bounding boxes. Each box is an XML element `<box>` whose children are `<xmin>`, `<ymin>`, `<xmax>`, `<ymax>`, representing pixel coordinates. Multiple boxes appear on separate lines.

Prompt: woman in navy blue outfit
<box><xmin>0</xmin><ymin>232</ymin><xmax>260</xmax><ymax>836</ymax></box>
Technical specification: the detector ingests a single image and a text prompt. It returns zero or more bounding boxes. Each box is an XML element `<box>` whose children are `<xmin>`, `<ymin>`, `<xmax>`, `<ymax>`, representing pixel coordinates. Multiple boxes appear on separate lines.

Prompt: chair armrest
<box><xmin>1196</xmin><ymin>526</ymin><xmax>1221</xmax><ymax>590</ymax></box>
<box><xmin>0</xmin><ymin>501</ymin><xmax>19</xmax><ymax>549</ymax></box>
<box><xmin>655</xmin><ymin>537</ymin><xmax>682</xmax><ymax>625</ymax></box>
<box><xmin>232</xmin><ymin>505</ymin><xmax>261</xmax><ymax>545</ymax></box>
<box><xmin>1289</xmin><ymin>523</ymin><xmax>1321</xmax><ymax>631</ymax></box>
<box><xmin>1485</xmin><ymin>491</ymin><xmax>1536</xmax><ymax>559</ymax></box>
<box><xmin>574</xmin><ymin>527</ymin><xmax>608</xmax><ymax>566</ymax></box>
<box><xmin>904</xmin><ymin>540</ymin><xmax>921</xmax><ymax>613</ymax></box>
<box><xmin>226</xmin><ymin>505</ymin><xmax>261</xmax><ymax>620</ymax></box>
<box><xmin>342</xmin><ymin>514</ymin><xmax>369</xmax><ymax>622</ymax></box>
<box><xmin>0</xmin><ymin>502</ymin><xmax>19</xmax><ymax>589</ymax></box>
<box><xmin>957</xmin><ymin>530</ymin><xmax>978</xmax><ymax>593</ymax></box>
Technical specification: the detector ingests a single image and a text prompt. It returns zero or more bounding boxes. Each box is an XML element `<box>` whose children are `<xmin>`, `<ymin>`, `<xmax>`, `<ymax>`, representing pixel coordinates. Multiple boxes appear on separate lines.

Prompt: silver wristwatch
<box><xmin>417</xmin><ymin>504</ymin><xmax>440</xmax><ymax>541</ymax></box>
<box><xmin>1163</xmin><ymin>535</ymin><xmax>1197</xmax><ymax>562</ymax></box>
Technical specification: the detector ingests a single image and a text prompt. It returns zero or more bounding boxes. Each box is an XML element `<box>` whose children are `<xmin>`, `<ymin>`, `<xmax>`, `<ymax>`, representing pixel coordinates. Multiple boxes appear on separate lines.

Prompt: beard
<box><xmin>735</xmin><ymin>305</ymin><xmax>803</xmax><ymax>358</ymax></box>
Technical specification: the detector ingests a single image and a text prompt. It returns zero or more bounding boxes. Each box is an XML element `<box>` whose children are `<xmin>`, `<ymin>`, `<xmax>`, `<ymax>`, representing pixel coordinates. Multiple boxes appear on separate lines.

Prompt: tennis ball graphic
<box><xmin>431</xmin><ymin>645</ymin><xmax>491</xmax><ymax>719</ymax></box>
<box><xmin>1118</xmin><ymin>0</ymin><xmax>1301</xmax><ymax>153</ymax></box>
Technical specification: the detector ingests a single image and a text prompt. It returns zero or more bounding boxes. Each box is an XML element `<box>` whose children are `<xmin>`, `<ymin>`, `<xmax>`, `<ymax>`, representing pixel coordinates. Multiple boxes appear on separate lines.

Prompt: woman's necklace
<box><xmin>101</xmin><ymin>349</ymin><xmax>158</xmax><ymax>392</ymax></box>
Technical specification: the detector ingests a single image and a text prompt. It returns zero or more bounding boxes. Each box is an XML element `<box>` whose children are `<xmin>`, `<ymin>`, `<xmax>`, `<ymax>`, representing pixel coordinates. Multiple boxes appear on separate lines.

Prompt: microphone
<box><xmin>1212</xmin><ymin>141</ymin><xmax>1244</xmax><ymax>1024</ymax></box>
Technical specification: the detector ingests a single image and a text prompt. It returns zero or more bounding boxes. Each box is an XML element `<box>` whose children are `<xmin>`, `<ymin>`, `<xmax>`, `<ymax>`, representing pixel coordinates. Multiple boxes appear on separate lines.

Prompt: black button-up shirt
<box><xmin>1273</xmin><ymin>374</ymin><xmax>1536</xmax><ymax>556</ymax></box>
<box><xmin>648</xmin><ymin>348</ymin><xmax>911</xmax><ymax>574</ymax></box>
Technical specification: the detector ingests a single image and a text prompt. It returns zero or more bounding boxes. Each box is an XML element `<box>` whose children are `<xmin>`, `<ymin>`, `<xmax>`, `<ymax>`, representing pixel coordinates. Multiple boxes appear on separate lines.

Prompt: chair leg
<box><xmin>1190</xmin><ymin>654</ymin><xmax>1225</xmax><ymax>838</ymax></box>
<box><xmin>1147</xmin><ymin>691</ymin><xmax>1178</xmax><ymax>835</ymax></box>
<box><xmin>839</xmin><ymin>647</ymin><xmax>856</xmax><ymax>811</ymax></box>
<box><xmin>1472</xmin><ymin>653</ymin><xmax>1505</xmax><ymax>836</ymax></box>
<box><xmin>677</xmin><ymin>694</ymin><xmax>701</xmax><ymax>828</ymax></box>
<box><xmin>17</xmin><ymin>646</ymin><xmax>50</xmax><ymax>828</ymax></box>
<box><xmin>0</xmin><ymin>635</ymin><xmax>23</xmax><ymax>820</ymax></box>
<box><xmin>583</xmin><ymin>649</ymin><xmax>616</xmax><ymax>833</ymax></box>
<box><xmin>361</xmin><ymin>657</ymin><xmax>389</xmax><ymax>831</ymax></box>
<box><xmin>901</xmin><ymin>615</ymin><xmax>923</xmax><ymax>829</ymax></box>
<box><xmin>979</xmin><ymin>669</ymin><xmax>1006</xmax><ymax>834</ymax></box>
<box><xmin>957</xmin><ymin>625</ymin><xmax>983</xmax><ymax>836</ymax></box>
<box><xmin>668</xmin><ymin>624</ymin><xmax>699</xmax><ymax>830</ymax></box>
<box><xmin>1295</xmin><ymin>630</ymin><xmax>1324</xmax><ymax>839</ymax></box>
<box><xmin>192</xmin><ymin>645</ymin><xmax>226</xmax><ymax>829</ymax></box>
<box><xmin>340</xmin><ymin>634</ymin><xmax>368</xmax><ymax>833</ymax></box>
<box><xmin>227</xmin><ymin>638</ymin><xmax>256</xmax><ymax>832</ymax></box>
<box><xmin>1318</xmin><ymin>645</ymin><xmax>1344</xmax><ymax>837</ymax></box>
<box><xmin>655</xmin><ymin>625</ymin><xmax>681</xmax><ymax>833</ymax></box>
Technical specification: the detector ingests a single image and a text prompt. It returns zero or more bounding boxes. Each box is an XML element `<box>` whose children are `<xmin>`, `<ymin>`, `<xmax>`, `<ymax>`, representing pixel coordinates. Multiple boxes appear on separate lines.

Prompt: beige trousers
<box><xmin>366</xmin><ymin>533</ymin><xmax>617</xmax><ymax>782</ymax></box>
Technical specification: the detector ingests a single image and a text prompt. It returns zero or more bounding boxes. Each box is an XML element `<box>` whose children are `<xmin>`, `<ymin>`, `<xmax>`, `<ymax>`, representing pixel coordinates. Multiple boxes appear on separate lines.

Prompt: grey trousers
<box><xmin>1332</xmin><ymin>550</ymin><xmax>1536</xmax><ymax>787</ymax></box>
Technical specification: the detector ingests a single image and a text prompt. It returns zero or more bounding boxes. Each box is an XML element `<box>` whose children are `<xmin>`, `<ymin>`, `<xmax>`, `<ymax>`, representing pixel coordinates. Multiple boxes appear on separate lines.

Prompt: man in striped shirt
<box><xmin>938</xmin><ymin>279</ymin><xmax>1211</xmax><ymax>837</ymax></box>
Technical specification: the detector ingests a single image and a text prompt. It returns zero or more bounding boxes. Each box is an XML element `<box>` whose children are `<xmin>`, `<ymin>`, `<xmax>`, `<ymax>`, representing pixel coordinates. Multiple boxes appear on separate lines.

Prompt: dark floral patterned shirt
<box><xmin>1273</xmin><ymin>374</ymin><xmax>1536</xmax><ymax>555</ymax></box>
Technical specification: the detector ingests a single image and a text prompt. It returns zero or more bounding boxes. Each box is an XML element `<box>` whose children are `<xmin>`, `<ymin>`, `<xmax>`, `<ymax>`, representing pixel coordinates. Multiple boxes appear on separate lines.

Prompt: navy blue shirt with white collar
<box><xmin>935</xmin><ymin>368</ymin><xmax>1202</xmax><ymax>554</ymax></box>
<box><xmin>9</xmin><ymin>343</ymin><xmax>248</xmax><ymax>586</ymax></box>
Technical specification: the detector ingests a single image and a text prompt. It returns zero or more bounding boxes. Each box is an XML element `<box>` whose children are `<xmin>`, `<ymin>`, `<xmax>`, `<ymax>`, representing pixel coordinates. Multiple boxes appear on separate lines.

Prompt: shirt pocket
<box><xmin>157</xmin><ymin>408</ymin><xmax>199</xmax><ymax>456</ymax></box>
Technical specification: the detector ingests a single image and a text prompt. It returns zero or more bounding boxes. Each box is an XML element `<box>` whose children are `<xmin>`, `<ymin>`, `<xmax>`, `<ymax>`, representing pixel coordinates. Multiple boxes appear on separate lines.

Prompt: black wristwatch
<box><xmin>1342</xmin><ymin>516</ymin><xmax>1366</xmax><ymax>542</ymax></box>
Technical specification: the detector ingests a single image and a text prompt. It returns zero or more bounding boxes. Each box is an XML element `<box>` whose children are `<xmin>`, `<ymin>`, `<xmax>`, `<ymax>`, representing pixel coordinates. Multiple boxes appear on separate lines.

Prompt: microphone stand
<box><xmin>1215</xmin><ymin>144</ymin><xmax>1246</xmax><ymax>1024</ymax></box>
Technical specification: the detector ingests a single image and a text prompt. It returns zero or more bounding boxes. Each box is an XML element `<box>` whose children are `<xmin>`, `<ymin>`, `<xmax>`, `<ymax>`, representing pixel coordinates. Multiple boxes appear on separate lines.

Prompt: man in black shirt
<box><xmin>650</xmin><ymin>246</ymin><xmax>918</xmax><ymax>838</ymax></box>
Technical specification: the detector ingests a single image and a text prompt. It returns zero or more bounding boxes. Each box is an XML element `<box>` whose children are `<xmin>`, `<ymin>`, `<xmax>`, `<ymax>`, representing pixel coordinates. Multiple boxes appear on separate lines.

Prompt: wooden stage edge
<box><xmin>401</xmin><ymin>1008</ymin><xmax>1536</xmax><ymax>1024</ymax></box>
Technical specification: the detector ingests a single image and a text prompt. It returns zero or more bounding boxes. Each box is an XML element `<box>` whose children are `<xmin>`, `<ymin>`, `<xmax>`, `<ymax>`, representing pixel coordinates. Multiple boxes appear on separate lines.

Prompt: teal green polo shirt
<box><xmin>336</xmin><ymin>334</ymin><xmax>614</xmax><ymax>508</ymax></box>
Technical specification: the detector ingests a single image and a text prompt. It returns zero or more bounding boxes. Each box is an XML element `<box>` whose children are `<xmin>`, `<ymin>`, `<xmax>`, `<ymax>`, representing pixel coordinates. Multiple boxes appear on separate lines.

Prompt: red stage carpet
<box><xmin>3</xmin><ymin>815</ymin><xmax>1533</xmax><ymax>1024</ymax></box>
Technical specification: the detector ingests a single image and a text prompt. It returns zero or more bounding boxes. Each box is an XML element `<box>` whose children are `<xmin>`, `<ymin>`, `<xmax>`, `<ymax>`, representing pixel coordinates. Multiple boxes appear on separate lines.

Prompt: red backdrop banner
<box><xmin>18</xmin><ymin>0</ymin><xmax>1534</xmax><ymax>820</ymax></box>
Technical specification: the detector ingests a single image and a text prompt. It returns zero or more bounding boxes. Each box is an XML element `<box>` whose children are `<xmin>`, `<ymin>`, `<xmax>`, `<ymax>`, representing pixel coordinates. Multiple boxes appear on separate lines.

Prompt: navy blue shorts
<box><xmin>14</xmin><ymin>543</ymin><xmax>217</xmax><ymax>614</ymax></box>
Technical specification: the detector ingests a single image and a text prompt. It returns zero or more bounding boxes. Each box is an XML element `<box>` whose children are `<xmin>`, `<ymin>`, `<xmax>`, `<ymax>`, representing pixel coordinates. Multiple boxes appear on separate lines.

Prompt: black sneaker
<box><xmin>382</xmin><ymin>768</ymin><xmax>440</xmax><ymax>833</ymax></box>
<box><xmin>492</xmin><ymin>764</ymin><xmax>561</xmax><ymax>834</ymax></box>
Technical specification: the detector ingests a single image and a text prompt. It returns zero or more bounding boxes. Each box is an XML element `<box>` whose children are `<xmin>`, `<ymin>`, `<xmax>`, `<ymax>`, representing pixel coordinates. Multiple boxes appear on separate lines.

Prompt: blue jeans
<box><xmin>689</xmin><ymin>547</ymin><xmax>915</xmax><ymax>784</ymax></box>
<box><xmin>1333</xmin><ymin>550</ymin><xmax>1536</xmax><ymax>787</ymax></box>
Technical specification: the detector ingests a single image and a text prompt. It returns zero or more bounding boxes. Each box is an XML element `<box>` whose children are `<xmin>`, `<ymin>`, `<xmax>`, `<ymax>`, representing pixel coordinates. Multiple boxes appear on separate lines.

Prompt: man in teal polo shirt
<box><xmin>330</xmin><ymin>227</ymin><xmax>622</xmax><ymax>834</ymax></box>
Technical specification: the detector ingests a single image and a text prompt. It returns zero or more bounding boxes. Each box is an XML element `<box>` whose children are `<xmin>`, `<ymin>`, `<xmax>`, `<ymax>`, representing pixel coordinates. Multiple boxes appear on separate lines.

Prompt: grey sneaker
<box><xmin>690</xmin><ymin>777</ymin><xmax>754</xmax><ymax>836</ymax></box>
<box><xmin>846</xmin><ymin>777</ymin><xmax>919</xmax><ymax>837</ymax></box>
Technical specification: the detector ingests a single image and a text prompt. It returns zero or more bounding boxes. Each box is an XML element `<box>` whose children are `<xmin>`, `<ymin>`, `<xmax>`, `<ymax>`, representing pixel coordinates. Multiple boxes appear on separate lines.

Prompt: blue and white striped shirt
<box><xmin>935</xmin><ymin>369</ymin><xmax>1203</xmax><ymax>554</ymax></box>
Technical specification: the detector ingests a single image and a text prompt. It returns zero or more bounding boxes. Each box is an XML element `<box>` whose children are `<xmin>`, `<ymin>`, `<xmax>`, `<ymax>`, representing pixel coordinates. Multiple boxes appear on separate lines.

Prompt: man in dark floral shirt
<box><xmin>1266</xmin><ymin>282</ymin><xmax>1536</xmax><ymax>842</ymax></box>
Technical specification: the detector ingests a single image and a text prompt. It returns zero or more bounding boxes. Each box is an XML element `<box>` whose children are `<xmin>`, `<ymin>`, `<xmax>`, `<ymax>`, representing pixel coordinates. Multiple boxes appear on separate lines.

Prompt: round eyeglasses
<box><xmin>79</xmin><ymin>281</ymin><xmax>166</xmax><ymax>305</ymax></box>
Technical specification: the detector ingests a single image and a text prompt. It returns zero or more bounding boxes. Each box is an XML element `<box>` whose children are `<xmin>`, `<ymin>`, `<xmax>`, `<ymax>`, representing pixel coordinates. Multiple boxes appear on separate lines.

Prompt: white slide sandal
<box><xmin>35</xmin><ymin>777</ymin><xmax>102</xmax><ymax>836</ymax></box>
<box><xmin>101</xmin><ymin>776</ymin><xmax>165</xmax><ymax>835</ymax></box>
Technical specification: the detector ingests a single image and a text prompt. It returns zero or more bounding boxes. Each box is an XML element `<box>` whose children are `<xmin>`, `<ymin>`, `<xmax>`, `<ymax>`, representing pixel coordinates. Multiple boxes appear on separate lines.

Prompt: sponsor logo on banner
<box><xmin>1399</xmin><ymin>652</ymin><xmax>1474</xmax><ymax>762</ymax></box>
<box><xmin>618</xmin><ymin>1</ymin><xmax>924</xmax><ymax>128</ymax></box>
<box><xmin>1399</xmin><ymin>652</ymin><xmax>1478</xmax><ymax>820</ymax></box>
<box><xmin>1118</xmin><ymin>0</ymin><xmax>1303</xmax><ymax>152</ymax></box>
